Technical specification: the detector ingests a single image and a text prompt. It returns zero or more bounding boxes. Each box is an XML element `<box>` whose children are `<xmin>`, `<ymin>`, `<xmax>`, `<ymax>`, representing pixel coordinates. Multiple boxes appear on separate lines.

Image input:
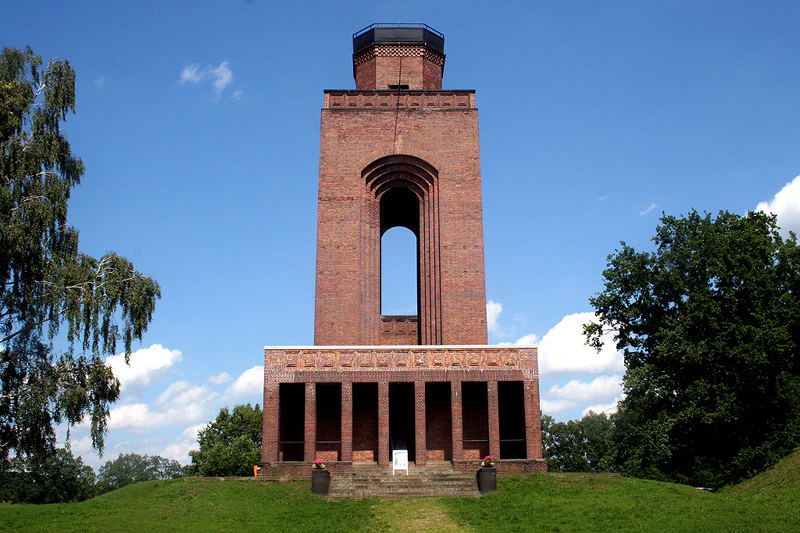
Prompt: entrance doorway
<box><xmin>389</xmin><ymin>382</ymin><xmax>416</xmax><ymax>462</ymax></box>
<box><xmin>425</xmin><ymin>382</ymin><xmax>452</xmax><ymax>461</ymax></box>
<box><xmin>353</xmin><ymin>383</ymin><xmax>379</xmax><ymax>462</ymax></box>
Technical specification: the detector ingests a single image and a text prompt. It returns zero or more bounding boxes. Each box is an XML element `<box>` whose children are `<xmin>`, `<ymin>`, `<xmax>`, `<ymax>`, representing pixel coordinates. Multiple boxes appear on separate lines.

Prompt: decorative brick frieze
<box><xmin>353</xmin><ymin>44</ymin><xmax>445</xmax><ymax>65</ymax></box>
<box><xmin>324</xmin><ymin>90</ymin><xmax>475</xmax><ymax>110</ymax></box>
<box><xmin>264</xmin><ymin>346</ymin><xmax>538</xmax><ymax>377</ymax></box>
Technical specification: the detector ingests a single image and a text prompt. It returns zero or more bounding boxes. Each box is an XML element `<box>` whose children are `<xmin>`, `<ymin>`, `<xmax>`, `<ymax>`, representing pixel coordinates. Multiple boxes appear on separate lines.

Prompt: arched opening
<box><xmin>360</xmin><ymin>154</ymin><xmax>440</xmax><ymax>346</ymax></box>
<box><xmin>379</xmin><ymin>187</ymin><xmax>419</xmax><ymax>316</ymax></box>
<box><xmin>381</xmin><ymin>227</ymin><xmax>418</xmax><ymax>315</ymax></box>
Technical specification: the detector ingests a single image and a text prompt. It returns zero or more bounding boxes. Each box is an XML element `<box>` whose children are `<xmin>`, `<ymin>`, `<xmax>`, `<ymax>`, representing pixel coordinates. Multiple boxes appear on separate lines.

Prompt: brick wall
<box><xmin>314</xmin><ymin>92</ymin><xmax>488</xmax><ymax>346</ymax></box>
<box><xmin>353</xmin><ymin>44</ymin><xmax>443</xmax><ymax>90</ymax></box>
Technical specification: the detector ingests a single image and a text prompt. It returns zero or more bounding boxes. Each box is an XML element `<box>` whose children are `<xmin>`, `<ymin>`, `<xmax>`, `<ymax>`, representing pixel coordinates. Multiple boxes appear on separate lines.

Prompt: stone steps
<box><xmin>328</xmin><ymin>462</ymin><xmax>480</xmax><ymax>498</ymax></box>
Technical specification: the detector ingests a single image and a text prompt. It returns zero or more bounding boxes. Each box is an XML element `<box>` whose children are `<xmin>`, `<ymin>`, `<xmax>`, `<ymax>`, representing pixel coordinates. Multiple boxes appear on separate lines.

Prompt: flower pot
<box><xmin>477</xmin><ymin>466</ymin><xmax>497</xmax><ymax>494</ymax></box>
<box><xmin>311</xmin><ymin>469</ymin><xmax>331</xmax><ymax>495</ymax></box>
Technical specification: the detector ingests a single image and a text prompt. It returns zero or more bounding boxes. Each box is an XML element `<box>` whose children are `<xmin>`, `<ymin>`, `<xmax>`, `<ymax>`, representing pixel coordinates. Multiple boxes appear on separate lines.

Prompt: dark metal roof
<box><xmin>353</xmin><ymin>23</ymin><xmax>444</xmax><ymax>55</ymax></box>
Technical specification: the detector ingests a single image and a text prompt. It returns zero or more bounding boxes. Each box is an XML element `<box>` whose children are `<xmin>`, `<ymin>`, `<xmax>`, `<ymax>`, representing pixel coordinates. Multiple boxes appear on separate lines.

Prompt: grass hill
<box><xmin>1</xmin><ymin>450</ymin><xmax>798</xmax><ymax>532</ymax></box>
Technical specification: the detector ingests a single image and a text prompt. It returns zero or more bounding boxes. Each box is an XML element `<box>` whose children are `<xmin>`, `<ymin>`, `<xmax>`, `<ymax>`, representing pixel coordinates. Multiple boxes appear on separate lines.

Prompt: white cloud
<box><xmin>109</xmin><ymin>395</ymin><xmax>214</xmax><ymax>430</ymax></box>
<box><xmin>540</xmin><ymin>398</ymin><xmax>574</xmax><ymax>415</ymax></box>
<box><xmin>486</xmin><ymin>300</ymin><xmax>503</xmax><ymax>334</ymax></box>
<box><xmin>179</xmin><ymin>61</ymin><xmax>233</xmax><ymax>95</ymax></box>
<box><xmin>161</xmin><ymin>440</ymin><xmax>196</xmax><ymax>462</ymax></box>
<box><xmin>208</xmin><ymin>372</ymin><xmax>233</xmax><ymax>385</ymax></box>
<box><xmin>110</xmin><ymin>377</ymin><xmax>218</xmax><ymax>431</ymax></box>
<box><xmin>513</xmin><ymin>333</ymin><xmax>539</xmax><ymax>346</ymax></box>
<box><xmin>180</xmin><ymin>64</ymin><xmax>203</xmax><ymax>83</ymax></box>
<box><xmin>639</xmin><ymin>202</ymin><xmax>657</xmax><ymax>216</ymax></box>
<box><xmin>105</xmin><ymin>344</ymin><xmax>182</xmax><ymax>389</ymax></box>
<box><xmin>108</xmin><ymin>403</ymin><xmax>160</xmax><ymax>429</ymax></box>
<box><xmin>546</xmin><ymin>375</ymin><xmax>622</xmax><ymax>402</ymax></box>
<box><xmin>540</xmin><ymin>375</ymin><xmax>623</xmax><ymax>417</ymax></box>
<box><xmin>182</xmin><ymin>423</ymin><xmax>206</xmax><ymax>440</ymax></box>
<box><xmin>756</xmin><ymin>175</ymin><xmax>800</xmax><ymax>237</ymax></box>
<box><xmin>68</xmin><ymin>436</ymin><xmax>94</xmax><ymax>457</ymax></box>
<box><xmin>160</xmin><ymin>424</ymin><xmax>206</xmax><ymax>462</ymax></box>
<box><xmin>92</xmin><ymin>76</ymin><xmax>104</xmax><ymax>89</ymax></box>
<box><xmin>232</xmin><ymin>90</ymin><xmax>243</xmax><ymax>100</ymax></box>
<box><xmin>157</xmin><ymin>381</ymin><xmax>213</xmax><ymax>407</ymax></box>
<box><xmin>225</xmin><ymin>365</ymin><xmax>263</xmax><ymax>398</ymax></box>
<box><xmin>537</xmin><ymin>312</ymin><xmax>624</xmax><ymax>376</ymax></box>
<box><xmin>582</xmin><ymin>397</ymin><xmax>622</xmax><ymax>417</ymax></box>
<box><xmin>209</xmin><ymin>62</ymin><xmax>232</xmax><ymax>93</ymax></box>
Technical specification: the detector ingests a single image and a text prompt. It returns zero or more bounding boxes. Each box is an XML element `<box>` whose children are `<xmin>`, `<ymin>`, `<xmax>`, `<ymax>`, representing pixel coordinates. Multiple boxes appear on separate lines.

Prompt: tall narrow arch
<box><xmin>363</xmin><ymin>155</ymin><xmax>442</xmax><ymax>345</ymax></box>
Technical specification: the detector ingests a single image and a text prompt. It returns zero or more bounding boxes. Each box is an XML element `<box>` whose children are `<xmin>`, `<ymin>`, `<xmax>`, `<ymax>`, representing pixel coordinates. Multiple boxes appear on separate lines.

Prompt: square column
<box><xmin>414</xmin><ymin>380</ymin><xmax>426</xmax><ymax>466</ymax></box>
<box><xmin>304</xmin><ymin>382</ymin><xmax>316</xmax><ymax>462</ymax></box>
<box><xmin>451</xmin><ymin>380</ymin><xmax>464</xmax><ymax>462</ymax></box>
<box><xmin>488</xmin><ymin>380</ymin><xmax>500</xmax><ymax>459</ymax></box>
<box><xmin>378</xmin><ymin>381</ymin><xmax>390</xmax><ymax>466</ymax></box>
<box><xmin>341</xmin><ymin>381</ymin><xmax>353</xmax><ymax>462</ymax></box>
<box><xmin>262</xmin><ymin>382</ymin><xmax>279</xmax><ymax>462</ymax></box>
<box><xmin>524</xmin><ymin>380</ymin><xmax>543</xmax><ymax>460</ymax></box>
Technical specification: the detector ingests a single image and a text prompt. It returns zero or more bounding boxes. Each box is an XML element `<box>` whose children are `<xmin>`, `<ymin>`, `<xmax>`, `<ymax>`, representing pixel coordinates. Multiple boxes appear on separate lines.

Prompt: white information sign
<box><xmin>392</xmin><ymin>450</ymin><xmax>409</xmax><ymax>476</ymax></box>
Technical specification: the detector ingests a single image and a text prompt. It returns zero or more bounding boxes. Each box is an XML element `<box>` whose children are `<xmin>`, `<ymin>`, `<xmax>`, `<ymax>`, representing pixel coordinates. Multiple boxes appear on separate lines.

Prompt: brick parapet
<box><xmin>452</xmin><ymin>459</ymin><xmax>548</xmax><ymax>474</ymax></box>
<box><xmin>323</xmin><ymin>90</ymin><xmax>475</xmax><ymax>109</ymax></box>
<box><xmin>258</xmin><ymin>461</ymin><xmax>354</xmax><ymax>478</ymax></box>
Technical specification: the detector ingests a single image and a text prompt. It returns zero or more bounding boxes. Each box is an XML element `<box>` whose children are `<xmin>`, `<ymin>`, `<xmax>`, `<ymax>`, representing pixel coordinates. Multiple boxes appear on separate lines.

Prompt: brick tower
<box><xmin>261</xmin><ymin>24</ymin><xmax>545</xmax><ymax>476</ymax></box>
<box><xmin>315</xmin><ymin>24</ymin><xmax>487</xmax><ymax>347</ymax></box>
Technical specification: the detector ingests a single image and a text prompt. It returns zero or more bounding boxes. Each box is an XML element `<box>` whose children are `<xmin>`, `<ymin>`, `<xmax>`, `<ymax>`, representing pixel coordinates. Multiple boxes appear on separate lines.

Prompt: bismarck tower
<box><xmin>261</xmin><ymin>24</ymin><xmax>546</xmax><ymax>476</ymax></box>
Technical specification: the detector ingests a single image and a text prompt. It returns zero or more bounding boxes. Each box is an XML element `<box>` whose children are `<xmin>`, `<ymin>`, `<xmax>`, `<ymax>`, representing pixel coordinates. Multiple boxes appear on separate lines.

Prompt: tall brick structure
<box><xmin>261</xmin><ymin>24</ymin><xmax>546</xmax><ymax>475</ymax></box>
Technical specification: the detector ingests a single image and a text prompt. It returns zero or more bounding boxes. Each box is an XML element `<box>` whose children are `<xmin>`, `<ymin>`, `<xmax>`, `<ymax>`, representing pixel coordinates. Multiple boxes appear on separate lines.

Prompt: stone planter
<box><xmin>311</xmin><ymin>469</ymin><xmax>331</xmax><ymax>495</ymax></box>
<box><xmin>476</xmin><ymin>466</ymin><xmax>497</xmax><ymax>494</ymax></box>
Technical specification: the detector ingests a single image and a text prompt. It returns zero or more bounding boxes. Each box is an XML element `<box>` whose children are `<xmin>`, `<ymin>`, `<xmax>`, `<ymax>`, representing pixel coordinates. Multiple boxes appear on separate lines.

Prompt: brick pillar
<box><xmin>304</xmin><ymin>382</ymin><xmax>316</xmax><ymax>462</ymax></box>
<box><xmin>488</xmin><ymin>380</ymin><xmax>500</xmax><ymax>459</ymax></box>
<box><xmin>524</xmin><ymin>379</ymin><xmax>543</xmax><ymax>460</ymax></box>
<box><xmin>414</xmin><ymin>380</ymin><xmax>426</xmax><ymax>466</ymax></box>
<box><xmin>451</xmin><ymin>380</ymin><xmax>464</xmax><ymax>462</ymax></box>
<box><xmin>262</xmin><ymin>381</ymin><xmax>279</xmax><ymax>462</ymax></box>
<box><xmin>341</xmin><ymin>381</ymin><xmax>353</xmax><ymax>462</ymax></box>
<box><xmin>378</xmin><ymin>381</ymin><xmax>390</xmax><ymax>467</ymax></box>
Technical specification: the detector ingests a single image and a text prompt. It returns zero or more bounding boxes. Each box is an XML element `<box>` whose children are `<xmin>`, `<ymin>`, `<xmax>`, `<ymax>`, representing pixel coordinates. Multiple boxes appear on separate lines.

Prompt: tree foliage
<box><xmin>0</xmin><ymin>47</ymin><xmax>161</xmax><ymax>463</ymax></box>
<box><xmin>0</xmin><ymin>447</ymin><xmax>95</xmax><ymax>503</ymax></box>
<box><xmin>189</xmin><ymin>403</ymin><xmax>262</xmax><ymax>477</ymax></box>
<box><xmin>96</xmin><ymin>452</ymin><xmax>183</xmax><ymax>494</ymax></box>
<box><xmin>586</xmin><ymin>210</ymin><xmax>800</xmax><ymax>487</ymax></box>
<box><xmin>542</xmin><ymin>412</ymin><xmax>615</xmax><ymax>472</ymax></box>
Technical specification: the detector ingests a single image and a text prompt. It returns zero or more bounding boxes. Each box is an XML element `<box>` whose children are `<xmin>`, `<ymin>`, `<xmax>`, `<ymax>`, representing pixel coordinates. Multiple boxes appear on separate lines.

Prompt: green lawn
<box><xmin>2</xmin><ymin>450</ymin><xmax>798</xmax><ymax>532</ymax></box>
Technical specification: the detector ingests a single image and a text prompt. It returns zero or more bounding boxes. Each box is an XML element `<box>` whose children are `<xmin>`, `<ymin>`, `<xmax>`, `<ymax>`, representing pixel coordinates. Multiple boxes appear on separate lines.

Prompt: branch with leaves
<box><xmin>0</xmin><ymin>47</ymin><xmax>161</xmax><ymax>463</ymax></box>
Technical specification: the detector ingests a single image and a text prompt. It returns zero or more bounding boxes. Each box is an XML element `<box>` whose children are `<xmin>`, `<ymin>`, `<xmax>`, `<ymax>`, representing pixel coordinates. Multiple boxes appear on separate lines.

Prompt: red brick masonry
<box><xmin>260</xmin><ymin>27</ymin><xmax>547</xmax><ymax>478</ymax></box>
<box><xmin>260</xmin><ymin>345</ymin><xmax>546</xmax><ymax>475</ymax></box>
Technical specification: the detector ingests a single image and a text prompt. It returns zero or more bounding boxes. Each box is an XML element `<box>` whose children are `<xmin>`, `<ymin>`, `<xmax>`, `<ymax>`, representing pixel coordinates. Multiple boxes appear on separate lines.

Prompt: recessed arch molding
<box><xmin>361</xmin><ymin>154</ymin><xmax>443</xmax><ymax>345</ymax></box>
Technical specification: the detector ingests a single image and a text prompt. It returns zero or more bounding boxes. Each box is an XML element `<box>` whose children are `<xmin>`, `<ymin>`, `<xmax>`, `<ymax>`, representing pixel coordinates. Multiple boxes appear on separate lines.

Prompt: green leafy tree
<box><xmin>96</xmin><ymin>452</ymin><xmax>183</xmax><ymax>494</ymax></box>
<box><xmin>542</xmin><ymin>412</ymin><xmax>615</xmax><ymax>472</ymax></box>
<box><xmin>586</xmin><ymin>210</ymin><xmax>800</xmax><ymax>487</ymax></box>
<box><xmin>0</xmin><ymin>447</ymin><xmax>95</xmax><ymax>503</ymax></box>
<box><xmin>0</xmin><ymin>47</ymin><xmax>161</xmax><ymax>464</ymax></box>
<box><xmin>189</xmin><ymin>403</ymin><xmax>262</xmax><ymax>476</ymax></box>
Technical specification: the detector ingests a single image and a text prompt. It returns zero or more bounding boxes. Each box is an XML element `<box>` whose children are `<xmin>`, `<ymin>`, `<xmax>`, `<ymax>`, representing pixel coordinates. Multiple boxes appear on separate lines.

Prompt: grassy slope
<box><xmin>0</xmin><ymin>480</ymin><xmax>380</xmax><ymax>533</ymax></box>
<box><xmin>1</xmin><ymin>450</ymin><xmax>798</xmax><ymax>532</ymax></box>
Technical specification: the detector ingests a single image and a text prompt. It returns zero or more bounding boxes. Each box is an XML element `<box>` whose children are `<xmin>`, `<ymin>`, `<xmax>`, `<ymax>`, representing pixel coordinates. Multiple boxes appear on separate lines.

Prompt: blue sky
<box><xmin>4</xmin><ymin>1</ymin><xmax>800</xmax><ymax>468</ymax></box>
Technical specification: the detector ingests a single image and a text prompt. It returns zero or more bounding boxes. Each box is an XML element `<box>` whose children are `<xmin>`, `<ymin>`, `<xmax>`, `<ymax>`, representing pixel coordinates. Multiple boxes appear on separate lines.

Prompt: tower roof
<box><xmin>353</xmin><ymin>23</ymin><xmax>444</xmax><ymax>55</ymax></box>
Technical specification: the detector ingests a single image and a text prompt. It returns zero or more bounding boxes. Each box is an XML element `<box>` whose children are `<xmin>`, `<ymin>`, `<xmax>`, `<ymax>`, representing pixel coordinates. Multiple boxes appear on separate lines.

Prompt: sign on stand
<box><xmin>392</xmin><ymin>450</ymin><xmax>408</xmax><ymax>476</ymax></box>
